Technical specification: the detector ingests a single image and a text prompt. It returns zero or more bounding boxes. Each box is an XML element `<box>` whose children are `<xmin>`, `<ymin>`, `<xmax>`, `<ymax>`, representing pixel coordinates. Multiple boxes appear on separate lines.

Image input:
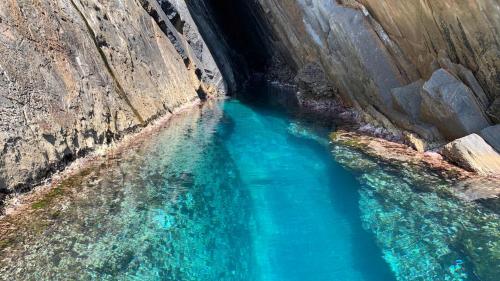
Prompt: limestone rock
<box><xmin>420</xmin><ymin>69</ymin><xmax>490</xmax><ymax>140</ymax></box>
<box><xmin>442</xmin><ymin>134</ymin><xmax>500</xmax><ymax>175</ymax></box>
<box><xmin>480</xmin><ymin>125</ymin><xmax>500</xmax><ymax>153</ymax></box>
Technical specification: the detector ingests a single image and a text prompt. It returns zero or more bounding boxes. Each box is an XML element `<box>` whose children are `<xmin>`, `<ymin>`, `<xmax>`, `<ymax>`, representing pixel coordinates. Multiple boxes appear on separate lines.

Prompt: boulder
<box><xmin>391</xmin><ymin>80</ymin><xmax>424</xmax><ymax>120</ymax></box>
<box><xmin>420</xmin><ymin>69</ymin><xmax>490</xmax><ymax>140</ymax></box>
<box><xmin>436</xmin><ymin>53</ymin><xmax>490</xmax><ymax>111</ymax></box>
<box><xmin>479</xmin><ymin>125</ymin><xmax>500</xmax><ymax>153</ymax></box>
<box><xmin>442</xmin><ymin>134</ymin><xmax>500</xmax><ymax>175</ymax></box>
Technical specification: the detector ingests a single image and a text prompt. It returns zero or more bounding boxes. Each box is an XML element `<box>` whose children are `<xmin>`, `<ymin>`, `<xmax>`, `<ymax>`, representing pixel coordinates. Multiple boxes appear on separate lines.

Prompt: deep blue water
<box><xmin>220</xmin><ymin>98</ymin><xmax>394</xmax><ymax>281</ymax></box>
<box><xmin>222</xmin><ymin>94</ymin><xmax>393</xmax><ymax>281</ymax></box>
<box><xmin>0</xmin><ymin>84</ymin><xmax>498</xmax><ymax>281</ymax></box>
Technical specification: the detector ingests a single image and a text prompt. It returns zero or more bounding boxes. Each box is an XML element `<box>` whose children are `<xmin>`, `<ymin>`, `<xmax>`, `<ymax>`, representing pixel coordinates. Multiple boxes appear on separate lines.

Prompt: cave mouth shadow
<box><xmin>205</xmin><ymin>0</ymin><xmax>271</xmax><ymax>72</ymax></box>
<box><xmin>185</xmin><ymin>0</ymin><xmax>276</xmax><ymax>93</ymax></box>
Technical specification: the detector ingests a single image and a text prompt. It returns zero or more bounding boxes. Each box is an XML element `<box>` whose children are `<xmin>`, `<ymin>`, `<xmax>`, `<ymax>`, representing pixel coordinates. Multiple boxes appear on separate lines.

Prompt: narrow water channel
<box><xmin>0</xmin><ymin>84</ymin><xmax>498</xmax><ymax>281</ymax></box>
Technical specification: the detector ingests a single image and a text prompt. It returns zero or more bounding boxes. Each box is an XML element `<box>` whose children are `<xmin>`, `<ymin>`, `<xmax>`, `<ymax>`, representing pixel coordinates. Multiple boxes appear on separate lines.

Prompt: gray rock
<box><xmin>391</xmin><ymin>80</ymin><xmax>424</xmax><ymax>120</ymax></box>
<box><xmin>420</xmin><ymin>69</ymin><xmax>490</xmax><ymax>140</ymax></box>
<box><xmin>354</xmin><ymin>0</ymin><xmax>500</xmax><ymax>105</ymax></box>
<box><xmin>294</xmin><ymin>63</ymin><xmax>337</xmax><ymax>99</ymax></box>
<box><xmin>156</xmin><ymin>0</ymin><xmax>230</xmax><ymax>94</ymax></box>
<box><xmin>442</xmin><ymin>134</ymin><xmax>500</xmax><ymax>175</ymax></box>
<box><xmin>249</xmin><ymin>0</ymin><xmax>500</xmax><ymax>143</ymax></box>
<box><xmin>455</xmin><ymin>65</ymin><xmax>490</xmax><ymax>112</ymax></box>
<box><xmin>480</xmin><ymin>125</ymin><xmax>500</xmax><ymax>153</ymax></box>
<box><xmin>487</xmin><ymin>97</ymin><xmax>500</xmax><ymax>123</ymax></box>
<box><xmin>0</xmin><ymin>0</ymin><xmax>225</xmax><ymax>194</ymax></box>
<box><xmin>183</xmin><ymin>0</ymin><xmax>240</xmax><ymax>92</ymax></box>
<box><xmin>437</xmin><ymin>53</ymin><xmax>490</xmax><ymax>111</ymax></box>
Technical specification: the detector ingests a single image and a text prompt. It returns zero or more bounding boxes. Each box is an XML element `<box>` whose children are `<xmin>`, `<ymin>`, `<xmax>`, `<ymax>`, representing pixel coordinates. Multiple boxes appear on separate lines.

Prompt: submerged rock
<box><xmin>331</xmin><ymin>129</ymin><xmax>500</xmax><ymax>281</ymax></box>
<box><xmin>331</xmin><ymin>129</ymin><xmax>500</xmax><ymax>200</ymax></box>
<box><xmin>442</xmin><ymin>134</ymin><xmax>500</xmax><ymax>175</ymax></box>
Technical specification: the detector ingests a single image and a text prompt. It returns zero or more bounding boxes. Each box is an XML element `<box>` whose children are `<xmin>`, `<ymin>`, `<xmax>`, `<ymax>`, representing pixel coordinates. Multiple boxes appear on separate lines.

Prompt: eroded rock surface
<box><xmin>247</xmin><ymin>0</ymin><xmax>499</xmax><ymax>141</ymax></box>
<box><xmin>1</xmin><ymin>0</ymin><xmax>500</xmax><ymax>195</ymax></box>
<box><xmin>357</xmin><ymin>0</ymin><xmax>500</xmax><ymax>104</ymax></box>
<box><xmin>0</xmin><ymin>0</ymin><xmax>224</xmax><ymax>195</ymax></box>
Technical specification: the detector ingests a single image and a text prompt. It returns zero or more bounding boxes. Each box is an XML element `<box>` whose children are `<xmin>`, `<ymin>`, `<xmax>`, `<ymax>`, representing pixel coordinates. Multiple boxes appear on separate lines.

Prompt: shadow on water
<box><xmin>220</xmin><ymin>81</ymin><xmax>397</xmax><ymax>280</ymax></box>
<box><xmin>232</xmin><ymin>81</ymin><xmax>499</xmax><ymax>281</ymax></box>
<box><xmin>286</xmin><ymin>129</ymin><xmax>396</xmax><ymax>281</ymax></box>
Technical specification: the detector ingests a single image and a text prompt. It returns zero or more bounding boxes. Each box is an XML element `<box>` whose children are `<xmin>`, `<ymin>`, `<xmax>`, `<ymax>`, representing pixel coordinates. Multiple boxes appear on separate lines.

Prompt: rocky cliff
<box><xmin>251</xmin><ymin>0</ymin><xmax>499</xmax><ymax>128</ymax></box>
<box><xmin>0</xmin><ymin>0</ymin><xmax>225</xmax><ymax>198</ymax></box>
<box><xmin>1</xmin><ymin>0</ymin><xmax>500</xmax><ymax>196</ymax></box>
<box><xmin>244</xmin><ymin>0</ymin><xmax>500</xmax><ymax>173</ymax></box>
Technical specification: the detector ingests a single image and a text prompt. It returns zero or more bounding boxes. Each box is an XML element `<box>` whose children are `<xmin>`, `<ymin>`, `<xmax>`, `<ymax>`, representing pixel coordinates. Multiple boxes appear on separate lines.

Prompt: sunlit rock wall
<box><xmin>0</xmin><ymin>0</ymin><xmax>224</xmax><ymax>194</ymax></box>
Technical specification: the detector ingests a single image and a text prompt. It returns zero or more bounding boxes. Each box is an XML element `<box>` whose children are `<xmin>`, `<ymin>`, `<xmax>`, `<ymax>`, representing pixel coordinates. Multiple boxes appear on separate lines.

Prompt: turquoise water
<box><xmin>220</xmin><ymin>99</ymin><xmax>394</xmax><ymax>281</ymax></box>
<box><xmin>0</xmin><ymin>84</ymin><xmax>498</xmax><ymax>280</ymax></box>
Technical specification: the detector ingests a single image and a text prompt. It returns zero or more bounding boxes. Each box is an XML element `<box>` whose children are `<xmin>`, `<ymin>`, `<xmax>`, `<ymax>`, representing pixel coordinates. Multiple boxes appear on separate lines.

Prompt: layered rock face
<box><xmin>357</xmin><ymin>0</ymin><xmax>500</xmax><ymax>114</ymax></box>
<box><xmin>249</xmin><ymin>0</ymin><xmax>499</xmax><ymax>137</ymax></box>
<box><xmin>0</xmin><ymin>0</ymin><xmax>224</xmax><ymax>195</ymax></box>
<box><xmin>246</xmin><ymin>0</ymin><xmax>500</xmax><ymax>173</ymax></box>
<box><xmin>1</xmin><ymin>0</ymin><xmax>499</xmax><ymax>193</ymax></box>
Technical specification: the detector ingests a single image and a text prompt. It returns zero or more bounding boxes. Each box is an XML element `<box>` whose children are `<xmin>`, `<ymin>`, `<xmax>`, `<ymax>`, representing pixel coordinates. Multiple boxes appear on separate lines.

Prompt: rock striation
<box><xmin>1</xmin><ymin>0</ymin><xmax>500</xmax><ymax>194</ymax></box>
<box><xmin>238</xmin><ymin>0</ymin><xmax>499</xmax><ymax>173</ymax></box>
<box><xmin>246</xmin><ymin>0</ymin><xmax>499</xmax><ymax>139</ymax></box>
<box><xmin>0</xmin><ymin>0</ymin><xmax>225</xmax><ymax>196</ymax></box>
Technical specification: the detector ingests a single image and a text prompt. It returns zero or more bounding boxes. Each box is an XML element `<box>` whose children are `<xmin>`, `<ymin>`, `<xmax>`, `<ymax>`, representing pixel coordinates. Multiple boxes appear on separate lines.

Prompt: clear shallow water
<box><xmin>0</xmin><ymin>85</ymin><xmax>498</xmax><ymax>281</ymax></box>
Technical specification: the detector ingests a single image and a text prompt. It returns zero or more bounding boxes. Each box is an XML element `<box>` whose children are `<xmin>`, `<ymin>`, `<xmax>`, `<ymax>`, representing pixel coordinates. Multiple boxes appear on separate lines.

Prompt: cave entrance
<box><xmin>186</xmin><ymin>0</ymin><xmax>275</xmax><ymax>91</ymax></box>
<box><xmin>205</xmin><ymin>0</ymin><xmax>271</xmax><ymax>73</ymax></box>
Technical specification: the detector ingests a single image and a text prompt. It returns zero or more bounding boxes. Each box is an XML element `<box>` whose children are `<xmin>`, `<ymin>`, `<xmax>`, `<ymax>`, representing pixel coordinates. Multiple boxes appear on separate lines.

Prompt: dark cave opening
<box><xmin>185</xmin><ymin>0</ymin><xmax>276</xmax><ymax>92</ymax></box>
<box><xmin>205</xmin><ymin>0</ymin><xmax>272</xmax><ymax>73</ymax></box>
